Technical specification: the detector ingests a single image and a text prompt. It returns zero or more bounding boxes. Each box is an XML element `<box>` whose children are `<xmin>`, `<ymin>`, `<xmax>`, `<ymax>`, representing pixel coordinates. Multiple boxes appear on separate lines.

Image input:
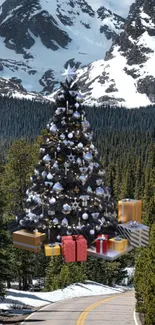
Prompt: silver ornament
<box><xmin>68</xmin><ymin>132</ymin><xmax>73</xmax><ymax>139</ymax></box>
<box><xmin>49</xmin><ymin>197</ymin><xmax>56</xmax><ymax>205</ymax></box>
<box><xmin>60</xmin><ymin>133</ymin><xmax>65</xmax><ymax>140</ymax></box>
<box><xmin>34</xmin><ymin>169</ymin><xmax>39</xmax><ymax>176</ymax></box>
<box><xmin>71</xmin><ymin>198</ymin><xmax>80</xmax><ymax>211</ymax></box>
<box><xmin>47</xmin><ymin>172</ymin><xmax>53</xmax><ymax>180</ymax></box>
<box><xmin>90</xmin><ymin>144</ymin><xmax>95</xmax><ymax>150</ymax></box>
<box><xmin>43</xmin><ymin>154</ymin><xmax>51</xmax><ymax>162</ymax></box>
<box><xmin>77</xmin><ymin>158</ymin><xmax>82</xmax><ymax>165</ymax></box>
<box><xmin>62</xmin><ymin>203</ymin><xmax>72</xmax><ymax>214</ymax></box>
<box><xmin>73</xmin><ymin>111</ymin><xmax>80</xmax><ymax>119</ymax></box>
<box><xmin>67</xmin><ymin>153</ymin><xmax>75</xmax><ymax>162</ymax></box>
<box><xmin>83</xmin><ymin>152</ymin><xmax>93</xmax><ymax>161</ymax></box>
<box><xmin>57</xmin><ymin>144</ymin><xmax>61</xmax><ymax>152</ymax></box>
<box><xmin>79</xmin><ymin>167</ymin><xmax>88</xmax><ymax>174</ymax></box>
<box><xmin>53</xmin><ymin>218</ymin><xmax>59</xmax><ymax>225</ymax></box>
<box><xmin>79</xmin><ymin>174</ymin><xmax>88</xmax><ymax>184</ymax></box>
<box><xmin>33</xmin><ymin>194</ymin><xmax>41</xmax><ymax>204</ymax></box>
<box><xmin>90</xmin><ymin>229</ymin><xmax>95</xmax><ymax>235</ymax></box>
<box><xmin>75</xmin><ymin>102</ymin><xmax>80</xmax><ymax>108</ymax></box>
<box><xmin>53</xmin><ymin>162</ymin><xmax>59</xmax><ymax>169</ymax></box>
<box><xmin>57</xmin><ymin>235</ymin><xmax>61</xmax><ymax>241</ymax></box>
<box><xmin>27</xmin><ymin>211</ymin><xmax>36</xmax><ymax>220</ymax></box>
<box><xmin>101</xmin><ymin>217</ymin><xmax>106</xmax><ymax>223</ymax></box>
<box><xmin>98</xmin><ymin>169</ymin><xmax>105</xmax><ymax>176</ymax></box>
<box><xmin>94</xmin><ymin>162</ymin><xmax>100</xmax><ymax>168</ymax></box>
<box><xmin>62</xmin><ymin>218</ymin><xmax>68</xmax><ymax>226</ymax></box>
<box><xmin>77</xmin><ymin>142</ymin><xmax>83</xmax><ymax>149</ymax></box>
<box><xmin>50</xmin><ymin>124</ymin><xmax>58</xmax><ymax>133</ymax></box>
<box><xmin>96</xmin><ymin>179</ymin><xmax>102</xmax><ymax>186</ymax></box>
<box><xmin>91</xmin><ymin>212</ymin><xmax>99</xmax><ymax>219</ymax></box>
<box><xmin>42</xmin><ymin>171</ymin><xmax>47</xmax><ymax>178</ymax></box>
<box><xmin>96</xmin><ymin>187</ymin><xmax>104</xmax><ymax>197</ymax></box>
<box><xmin>82</xmin><ymin>213</ymin><xmax>88</xmax><ymax>220</ymax></box>
<box><xmin>53</xmin><ymin>182</ymin><xmax>63</xmax><ymax>193</ymax></box>
<box><xmin>61</xmin><ymin>120</ymin><xmax>66</xmax><ymax>126</ymax></box>
<box><xmin>87</xmin><ymin>186</ymin><xmax>93</xmax><ymax>194</ymax></box>
<box><xmin>45</xmin><ymin>181</ymin><xmax>53</xmax><ymax>187</ymax></box>
<box><xmin>40</xmin><ymin>147</ymin><xmax>45</xmax><ymax>153</ymax></box>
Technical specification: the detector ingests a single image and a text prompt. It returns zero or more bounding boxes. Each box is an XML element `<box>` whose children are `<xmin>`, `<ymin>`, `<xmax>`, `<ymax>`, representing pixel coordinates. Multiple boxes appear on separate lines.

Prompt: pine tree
<box><xmin>134</xmin><ymin>225</ymin><xmax>155</xmax><ymax>324</ymax></box>
<box><xmin>15</xmin><ymin>66</ymin><xmax>117</xmax><ymax>247</ymax></box>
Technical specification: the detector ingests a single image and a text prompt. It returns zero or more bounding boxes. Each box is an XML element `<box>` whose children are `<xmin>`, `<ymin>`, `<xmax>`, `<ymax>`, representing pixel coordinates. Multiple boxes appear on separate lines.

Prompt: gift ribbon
<box><xmin>13</xmin><ymin>241</ymin><xmax>39</xmax><ymax>250</ymax></box>
<box><xmin>96</xmin><ymin>235</ymin><xmax>107</xmax><ymax>254</ymax></box>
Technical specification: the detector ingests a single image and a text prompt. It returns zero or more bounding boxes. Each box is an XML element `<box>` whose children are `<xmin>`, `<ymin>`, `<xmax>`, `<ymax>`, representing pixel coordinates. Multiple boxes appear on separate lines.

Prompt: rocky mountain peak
<box><xmin>0</xmin><ymin>0</ymin><xmax>124</xmax><ymax>95</ymax></box>
<box><xmin>77</xmin><ymin>0</ymin><xmax>155</xmax><ymax>107</ymax></box>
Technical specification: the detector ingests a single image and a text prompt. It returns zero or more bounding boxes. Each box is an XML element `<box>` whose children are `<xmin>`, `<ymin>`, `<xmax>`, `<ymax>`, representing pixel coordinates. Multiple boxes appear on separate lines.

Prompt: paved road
<box><xmin>24</xmin><ymin>291</ymin><xmax>136</xmax><ymax>325</ymax></box>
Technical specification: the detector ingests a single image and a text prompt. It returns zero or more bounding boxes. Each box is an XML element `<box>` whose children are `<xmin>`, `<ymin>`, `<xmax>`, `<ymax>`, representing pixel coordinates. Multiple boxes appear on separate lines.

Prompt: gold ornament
<box><xmin>74</xmin><ymin>186</ymin><xmax>80</xmax><ymax>193</ymax></box>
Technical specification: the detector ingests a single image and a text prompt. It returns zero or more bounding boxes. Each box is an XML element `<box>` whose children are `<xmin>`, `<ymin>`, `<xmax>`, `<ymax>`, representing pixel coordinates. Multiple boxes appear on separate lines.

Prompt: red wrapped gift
<box><xmin>72</xmin><ymin>235</ymin><xmax>87</xmax><ymax>262</ymax></box>
<box><xmin>62</xmin><ymin>236</ymin><xmax>76</xmax><ymax>263</ymax></box>
<box><xmin>96</xmin><ymin>234</ymin><xmax>108</xmax><ymax>254</ymax></box>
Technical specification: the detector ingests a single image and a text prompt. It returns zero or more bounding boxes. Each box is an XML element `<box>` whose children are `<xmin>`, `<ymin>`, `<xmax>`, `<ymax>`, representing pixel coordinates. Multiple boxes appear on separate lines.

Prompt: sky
<box><xmin>88</xmin><ymin>0</ymin><xmax>136</xmax><ymax>17</ymax></box>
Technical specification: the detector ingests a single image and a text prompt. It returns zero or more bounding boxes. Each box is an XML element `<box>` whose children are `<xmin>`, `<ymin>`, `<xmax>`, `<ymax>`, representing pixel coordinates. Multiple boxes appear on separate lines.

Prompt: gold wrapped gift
<box><xmin>108</xmin><ymin>237</ymin><xmax>128</xmax><ymax>253</ymax></box>
<box><xmin>44</xmin><ymin>244</ymin><xmax>61</xmax><ymax>256</ymax></box>
<box><xmin>13</xmin><ymin>229</ymin><xmax>46</xmax><ymax>253</ymax></box>
<box><xmin>118</xmin><ymin>199</ymin><xmax>142</xmax><ymax>223</ymax></box>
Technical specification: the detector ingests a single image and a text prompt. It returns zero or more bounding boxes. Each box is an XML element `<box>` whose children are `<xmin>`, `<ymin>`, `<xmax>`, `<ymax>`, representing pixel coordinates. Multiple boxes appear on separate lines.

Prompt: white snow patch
<box><xmin>0</xmin><ymin>281</ymin><xmax>123</xmax><ymax>310</ymax></box>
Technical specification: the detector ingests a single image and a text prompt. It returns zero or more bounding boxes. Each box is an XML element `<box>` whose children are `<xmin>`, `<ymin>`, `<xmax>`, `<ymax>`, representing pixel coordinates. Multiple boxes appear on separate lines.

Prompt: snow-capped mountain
<box><xmin>77</xmin><ymin>0</ymin><xmax>155</xmax><ymax>107</ymax></box>
<box><xmin>0</xmin><ymin>0</ymin><xmax>124</xmax><ymax>95</ymax></box>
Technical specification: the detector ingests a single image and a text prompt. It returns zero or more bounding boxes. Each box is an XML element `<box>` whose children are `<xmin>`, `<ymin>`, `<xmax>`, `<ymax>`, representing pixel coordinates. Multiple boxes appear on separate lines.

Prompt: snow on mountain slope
<box><xmin>0</xmin><ymin>0</ymin><xmax>124</xmax><ymax>95</ymax></box>
<box><xmin>77</xmin><ymin>0</ymin><xmax>155</xmax><ymax>107</ymax></box>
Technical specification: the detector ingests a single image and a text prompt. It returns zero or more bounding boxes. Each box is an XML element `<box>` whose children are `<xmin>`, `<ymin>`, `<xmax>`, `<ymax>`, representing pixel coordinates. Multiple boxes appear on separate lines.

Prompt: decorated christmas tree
<box><xmin>16</xmin><ymin>65</ymin><xmax>118</xmax><ymax>247</ymax></box>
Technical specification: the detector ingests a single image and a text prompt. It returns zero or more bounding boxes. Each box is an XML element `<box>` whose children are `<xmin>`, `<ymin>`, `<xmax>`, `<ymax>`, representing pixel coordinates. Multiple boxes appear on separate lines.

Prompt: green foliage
<box><xmin>2</xmin><ymin>139</ymin><xmax>39</xmax><ymax>218</ymax></box>
<box><xmin>45</xmin><ymin>257</ymin><xmax>87</xmax><ymax>291</ymax></box>
<box><xmin>134</xmin><ymin>225</ymin><xmax>155</xmax><ymax>324</ymax></box>
<box><xmin>86</xmin><ymin>256</ymin><xmax>127</xmax><ymax>286</ymax></box>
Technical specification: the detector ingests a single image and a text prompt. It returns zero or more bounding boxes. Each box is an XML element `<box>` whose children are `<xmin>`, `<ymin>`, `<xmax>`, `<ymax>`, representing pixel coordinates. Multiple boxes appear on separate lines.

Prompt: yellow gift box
<box><xmin>118</xmin><ymin>199</ymin><xmax>142</xmax><ymax>223</ymax></box>
<box><xmin>13</xmin><ymin>229</ymin><xmax>46</xmax><ymax>253</ymax></box>
<box><xmin>44</xmin><ymin>244</ymin><xmax>61</xmax><ymax>256</ymax></box>
<box><xmin>108</xmin><ymin>237</ymin><xmax>128</xmax><ymax>253</ymax></box>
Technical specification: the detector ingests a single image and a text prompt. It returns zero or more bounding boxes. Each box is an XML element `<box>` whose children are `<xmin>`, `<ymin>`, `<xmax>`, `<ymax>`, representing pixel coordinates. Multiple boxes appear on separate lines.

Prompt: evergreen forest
<box><xmin>0</xmin><ymin>96</ymin><xmax>155</xmax><ymax>325</ymax></box>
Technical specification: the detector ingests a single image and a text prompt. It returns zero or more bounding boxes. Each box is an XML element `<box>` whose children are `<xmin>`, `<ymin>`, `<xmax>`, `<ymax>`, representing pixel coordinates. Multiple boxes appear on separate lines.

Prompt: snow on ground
<box><xmin>0</xmin><ymin>281</ymin><xmax>124</xmax><ymax>310</ymax></box>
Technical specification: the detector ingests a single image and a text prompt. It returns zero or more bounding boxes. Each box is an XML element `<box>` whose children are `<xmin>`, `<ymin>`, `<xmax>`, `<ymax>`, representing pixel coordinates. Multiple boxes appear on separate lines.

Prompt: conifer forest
<box><xmin>0</xmin><ymin>96</ymin><xmax>155</xmax><ymax>325</ymax></box>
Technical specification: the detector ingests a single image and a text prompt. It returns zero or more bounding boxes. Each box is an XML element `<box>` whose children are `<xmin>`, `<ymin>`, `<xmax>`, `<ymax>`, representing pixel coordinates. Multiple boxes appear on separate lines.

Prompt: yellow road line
<box><xmin>76</xmin><ymin>294</ymin><xmax>121</xmax><ymax>325</ymax></box>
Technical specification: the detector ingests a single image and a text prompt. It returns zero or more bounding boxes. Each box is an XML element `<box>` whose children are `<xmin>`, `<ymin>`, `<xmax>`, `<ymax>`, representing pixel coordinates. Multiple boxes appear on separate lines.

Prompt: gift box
<box><xmin>117</xmin><ymin>222</ymin><xmax>149</xmax><ymax>248</ymax></box>
<box><xmin>13</xmin><ymin>229</ymin><xmax>46</xmax><ymax>253</ymax></box>
<box><xmin>108</xmin><ymin>237</ymin><xmax>128</xmax><ymax>253</ymax></box>
<box><xmin>44</xmin><ymin>244</ymin><xmax>61</xmax><ymax>256</ymax></box>
<box><xmin>72</xmin><ymin>235</ymin><xmax>87</xmax><ymax>262</ymax></box>
<box><xmin>118</xmin><ymin>199</ymin><xmax>142</xmax><ymax>223</ymax></box>
<box><xmin>62</xmin><ymin>235</ymin><xmax>87</xmax><ymax>262</ymax></box>
<box><xmin>96</xmin><ymin>235</ymin><xmax>108</xmax><ymax>255</ymax></box>
<box><xmin>62</xmin><ymin>236</ymin><xmax>76</xmax><ymax>263</ymax></box>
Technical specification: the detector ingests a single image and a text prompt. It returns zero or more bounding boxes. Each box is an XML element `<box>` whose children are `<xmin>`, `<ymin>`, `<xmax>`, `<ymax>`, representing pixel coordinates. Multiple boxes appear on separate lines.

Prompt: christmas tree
<box><xmin>16</xmin><ymin>65</ymin><xmax>118</xmax><ymax>247</ymax></box>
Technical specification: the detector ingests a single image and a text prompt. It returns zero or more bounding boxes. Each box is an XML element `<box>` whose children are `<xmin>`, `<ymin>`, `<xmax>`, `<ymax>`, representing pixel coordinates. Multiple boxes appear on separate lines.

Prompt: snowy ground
<box><xmin>0</xmin><ymin>281</ymin><xmax>124</xmax><ymax>312</ymax></box>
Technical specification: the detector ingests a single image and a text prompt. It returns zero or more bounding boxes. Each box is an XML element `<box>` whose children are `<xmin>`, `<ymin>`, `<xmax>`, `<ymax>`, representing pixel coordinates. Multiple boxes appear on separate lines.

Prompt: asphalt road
<box><xmin>23</xmin><ymin>291</ymin><xmax>136</xmax><ymax>325</ymax></box>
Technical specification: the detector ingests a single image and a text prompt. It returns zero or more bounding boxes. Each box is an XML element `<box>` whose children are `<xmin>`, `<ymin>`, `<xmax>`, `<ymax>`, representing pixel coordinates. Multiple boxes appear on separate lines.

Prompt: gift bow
<box><xmin>128</xmin><ymin>221</ymin><xmax>139</xmax><ymax>228</ymax></box>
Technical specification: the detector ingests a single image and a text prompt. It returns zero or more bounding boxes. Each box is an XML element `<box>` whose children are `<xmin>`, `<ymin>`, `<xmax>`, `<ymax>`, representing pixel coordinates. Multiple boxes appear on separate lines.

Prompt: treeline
<box><xmin>0</xmin><ymin>95</ymin><xmax>155</xmax><ymax>154</ymax></box>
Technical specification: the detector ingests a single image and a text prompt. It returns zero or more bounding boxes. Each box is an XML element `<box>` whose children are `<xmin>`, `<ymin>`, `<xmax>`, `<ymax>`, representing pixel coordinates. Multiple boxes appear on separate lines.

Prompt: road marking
<box><xmin>21</xmin><ymin>304</ymin><xmax>49</xmax><ymax>325</ymax></box>
<box><xmin>133</xmin><ymin>309</ymin><xmax>140</xmax><ymax>325</ymax></box>
<box><xmin>76</xmin><ymin>295</ymin><xmax>119</xmax><ymax>325</ymax></box>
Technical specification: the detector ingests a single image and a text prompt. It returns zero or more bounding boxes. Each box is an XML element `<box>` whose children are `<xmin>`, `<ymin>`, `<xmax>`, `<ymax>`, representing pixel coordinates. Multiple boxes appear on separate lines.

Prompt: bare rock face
<box><xmin>0</xmin><ymin>0</ymin><xmax>71</xmax><ymax>55</ymax></box>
